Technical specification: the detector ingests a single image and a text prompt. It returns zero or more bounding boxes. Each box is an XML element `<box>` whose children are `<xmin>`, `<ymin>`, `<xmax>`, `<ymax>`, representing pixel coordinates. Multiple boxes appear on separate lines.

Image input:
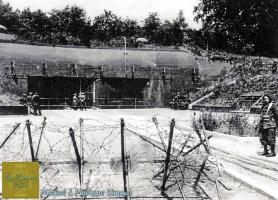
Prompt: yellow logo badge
<box><xmin>2</xmin><ymin>162</ymin><xmax>39</xmax><ymax>198</ymax></box>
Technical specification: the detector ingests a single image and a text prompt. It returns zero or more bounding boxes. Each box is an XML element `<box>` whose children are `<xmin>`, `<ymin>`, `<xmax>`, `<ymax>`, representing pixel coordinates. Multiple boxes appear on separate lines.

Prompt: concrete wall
<box><xmin>0</xmin><ymin>106</ymin><xmax>28</xmax><ymax>115</ymax></box>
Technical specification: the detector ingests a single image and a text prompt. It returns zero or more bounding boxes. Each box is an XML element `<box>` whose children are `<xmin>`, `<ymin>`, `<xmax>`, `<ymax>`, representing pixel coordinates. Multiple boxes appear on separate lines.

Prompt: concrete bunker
<box><xmin>27</xmin><ymin>76</ymin><xmax>150</xmax><ymax>108</ymax></box>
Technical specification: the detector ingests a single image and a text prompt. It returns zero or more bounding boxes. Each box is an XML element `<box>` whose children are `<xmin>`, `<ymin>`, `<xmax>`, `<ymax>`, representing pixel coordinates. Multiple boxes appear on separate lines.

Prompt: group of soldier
<box><xmin>20</xmin><ymin>92</ymin><xmax>42</xmax><ymax>116</ymax></box>
<box><xmin>72</xmin><ymin>93</ymin><xmax>86</xmax><ymax>110</ymax></box>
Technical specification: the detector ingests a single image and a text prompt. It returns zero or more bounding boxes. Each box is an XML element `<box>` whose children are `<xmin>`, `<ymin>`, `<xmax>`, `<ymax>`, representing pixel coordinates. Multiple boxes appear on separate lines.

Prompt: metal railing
<box><xmin>40</xmin><ymin>98</ymin><xmax>70</xmax><ymax>109</ymax></box>
<box><xmin>39</xmin><ymin>97</ymin><xmax>148</xmax><ymax>109</ymax></box>
<box><xmin>93</xmin><ymin>98</ymin><xmax>146</xmax><ymax>109</ymax></box>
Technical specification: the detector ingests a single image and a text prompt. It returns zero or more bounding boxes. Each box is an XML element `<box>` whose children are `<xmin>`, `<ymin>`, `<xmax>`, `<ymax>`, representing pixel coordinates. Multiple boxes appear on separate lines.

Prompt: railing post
<box><xmin>134</xmin><ymin>98</ymin><xmax>137</xmax><ymax>109</ymax></box>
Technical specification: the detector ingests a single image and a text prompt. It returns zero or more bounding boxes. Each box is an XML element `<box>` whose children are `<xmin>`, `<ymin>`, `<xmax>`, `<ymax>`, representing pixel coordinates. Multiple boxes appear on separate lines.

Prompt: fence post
<box><xmin>35</xmin><ymin>117</ymin><xmax>46</xmax><ymax>160</ymax></box>
<box><xmin>26</xmin><ymin>120</ymin><xmax>36</xmax><ymax>162</ymax></box>
<box><xmin>69</xmin><ymin>128</ymin><xmax>82</xmax><ymax>186</ymax></box>
<box><xmin>134</xmin><ymin>98</ymin><xmax>137</xmax><ymax>109</ymax></box>
<box><xmin>121</xmin><ymin>119</ymin><xmax>129</xmax><ymax>200</ymax></box>
<box><xmin>161</xmin><ymin>119</ymin><xmax>175</xmax><ymax>192</ymax></box>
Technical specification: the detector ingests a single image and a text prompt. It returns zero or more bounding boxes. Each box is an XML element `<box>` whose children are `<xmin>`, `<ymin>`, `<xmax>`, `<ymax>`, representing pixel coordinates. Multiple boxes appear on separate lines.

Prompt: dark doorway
<box><xmin>95</xmin><ymin>77</ymin><xmax>150</xmax><ymax>108</ymax></box>
<box><xmin>102</xmin><ymin>77</ymin><xmax>149</xmax><ymax>98</ymax></box>
<box><xmin>28</xmin><ymin>76</ymin><xmax>96</xmax><ymax>106</ymax></box>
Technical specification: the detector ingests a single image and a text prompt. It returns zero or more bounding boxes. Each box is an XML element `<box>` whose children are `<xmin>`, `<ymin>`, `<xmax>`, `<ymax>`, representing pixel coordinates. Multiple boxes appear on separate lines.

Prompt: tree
<box><xmin>194</xmin><ymin>0</ymin><xmax>278</xmax><ymax>56</ymax></box>
<box><xmin>160</xmin><ymin>20</ymin><xmax>173</xmax><ymax>45</ymax></box>
<box><xmin>143</xmin><ymin>12</ymin><xmax>161</xmax><ymax>43</ymax></box>
<box><xmin>122</xmin><ymin>18</ymin><xmax>141</xmax><ymax>38</ymax></box>
<box><xmin>19</xmin><ymin>8</ymin><xmax>51</xmax><ymax>42</ymax></box>
<box><xmin>159</xmin><ymin>11</ymin><xmax>188</xmax><ymax>46</ymax></box>
<box><xmin>0</xmin><ymin>0</ymin><xmax>20</xmax><ymax>33</ymax></box>
<box><xmin>172</xmin><ymin>10</ymin><xmax>188</xmax><ymax>45</ymax></box>
<box><xmin>49</xmin><ymin>5</ymin><xmax>92</xmax><ymax>46</ymax></box>
<box><xmin>92</xmin><ymin>10</ymin><xmax>124</xmax><ymax>42</ymax></box>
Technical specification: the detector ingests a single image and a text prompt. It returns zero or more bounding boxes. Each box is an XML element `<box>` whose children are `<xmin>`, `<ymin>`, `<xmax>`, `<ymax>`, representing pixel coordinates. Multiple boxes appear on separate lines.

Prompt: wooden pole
<box><xmin>0</xmin><ymin>123</ymin><xmax>20</xmax><ymax>149</ymax></box>
<box><xmin>80</xmin><ymin>118</ymin><xmax>84</xmax><ymax>187</ymax></box>
<box><xmin>155</xmin><ymin>118</ymin><xmax>185</xmax><ymax>199</ymax></box>
<box><xmin>120</xmin><ymin>118</ymin><xmax>128</xmax><ymax>200</ymax></box>
<box><xmin>200</xmin><ymin>112</ymin><xmax>211</xmax><ymax>154</ymax></box>
<box><xmin>35</xmin><ymin>117</ymin><xmax>47</xmax><ymax>159</ymax></box>
<box><xmin>26</xmin><ymin>120</ymin><xmax>36</xmax><ymax>162</ymax></box>
<box><xmin>69</xmin><ymin>128</ymin><xmax>82</xmax><ymax>185</ymax></box>
<box><xmin>152</xmin><ymin>116</ymin><xmax>167</xmax><ymax>150</ymax></box>
<box><xmin>161</xmin><ymin>119</ymin><xmax>175</xmax><ymax>192</ymax></box>
<box><xmin>193</xmin><ymin>154</ymin><xmax>209</xmax><ymax>188</ymax></box>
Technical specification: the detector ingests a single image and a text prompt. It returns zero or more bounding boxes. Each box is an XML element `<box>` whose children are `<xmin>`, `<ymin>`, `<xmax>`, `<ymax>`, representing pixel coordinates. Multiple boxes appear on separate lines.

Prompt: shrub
<box><xmin>195</xmin><ymin>111</ymin><xmax>259</xmax><ymax>136</ymax></box>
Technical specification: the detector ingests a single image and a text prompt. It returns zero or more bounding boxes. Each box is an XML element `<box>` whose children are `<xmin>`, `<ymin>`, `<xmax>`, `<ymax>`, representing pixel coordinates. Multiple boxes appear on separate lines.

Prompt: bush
<box><xmin>195</xmin><ymin>111</ymin><xmax>259</xmax><ymax>136</ymax></box>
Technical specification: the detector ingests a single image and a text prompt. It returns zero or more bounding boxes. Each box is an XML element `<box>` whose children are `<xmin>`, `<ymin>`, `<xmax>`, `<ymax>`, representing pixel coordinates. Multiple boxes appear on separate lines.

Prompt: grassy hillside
<box><xmin>0</xmin><ymin>43</ymin><xmax>197</xmax><ymax>69</ymax></box>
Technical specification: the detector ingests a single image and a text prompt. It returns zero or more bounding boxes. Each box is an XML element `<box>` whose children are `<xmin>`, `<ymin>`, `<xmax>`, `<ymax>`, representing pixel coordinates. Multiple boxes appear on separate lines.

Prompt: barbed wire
<box><xmin>0</xmin><ymin>116</ymin><xmax>214</xmax><ymax>199</ymax></box>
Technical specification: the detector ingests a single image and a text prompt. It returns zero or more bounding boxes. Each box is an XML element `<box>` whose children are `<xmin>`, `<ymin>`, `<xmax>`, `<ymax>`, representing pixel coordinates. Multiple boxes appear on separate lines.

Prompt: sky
<box><xmin>4</xmin><ymin>0</ymin><xmax>202</xmax><ymax>29</ymax></box>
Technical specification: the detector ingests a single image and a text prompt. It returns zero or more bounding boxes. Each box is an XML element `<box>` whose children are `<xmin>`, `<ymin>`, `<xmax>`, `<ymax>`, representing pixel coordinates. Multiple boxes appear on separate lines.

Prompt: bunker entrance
<box><xmin>94</xmin><ymin>77</ymin><xmax>150</xmax><ymax>108</ymax></box>
<box><xmin>27</xmin><ymin>76</ymin><xmax>149</xmax><ymax>108</ymax></box>
<box><xmin>27</xmin><ymin>76</ymin><xmax>97</xmax><ymax>106</ymax></box>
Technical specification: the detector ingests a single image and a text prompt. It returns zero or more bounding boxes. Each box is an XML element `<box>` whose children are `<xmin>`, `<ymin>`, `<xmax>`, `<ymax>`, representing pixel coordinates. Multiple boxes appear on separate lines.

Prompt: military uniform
<box><xmin>27</xmin><ymin>93</ymin><xmax>33</xmax><ymax>114</ymax></box>
<box><xmin>79</xmin><ymin>93</ymin><xmax>86</xmax><ymax>110</ymax></box>
<box><xmin>72</xmin><ymin>94</ymin><xmax>78</xmax><ymax>110</ymax></box>
<box><xmin>259</xmin><ymin>102</ymin><xmax>278</xmax><ymax>156</ymax></box>
<box><xmin>32</xmin><ymin>93</ymin><xmax>42</xmax><ymax>116</ymax></box>
<box><xmin>41</xmin><ymin>62</ymin><xmax>48</xmax><ymax>76</ymax></box>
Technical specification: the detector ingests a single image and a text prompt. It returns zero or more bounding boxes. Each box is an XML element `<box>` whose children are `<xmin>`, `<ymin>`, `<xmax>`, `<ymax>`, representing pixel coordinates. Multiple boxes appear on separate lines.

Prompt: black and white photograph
<box><xmin>0</xmin><ymin>0</ymin><xmax>278</xmax><ymax>199</ymax></box>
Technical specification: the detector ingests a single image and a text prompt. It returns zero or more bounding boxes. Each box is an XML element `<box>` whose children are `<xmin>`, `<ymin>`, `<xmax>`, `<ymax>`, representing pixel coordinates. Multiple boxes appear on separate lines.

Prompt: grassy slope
<box><xmin>0</xmin><ymin>43</ymin><xmax>196</xmax><ymax>69</ymax></box>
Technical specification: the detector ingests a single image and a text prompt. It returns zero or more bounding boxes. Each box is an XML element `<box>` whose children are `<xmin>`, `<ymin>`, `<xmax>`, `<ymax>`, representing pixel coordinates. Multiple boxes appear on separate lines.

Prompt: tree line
<box><xmin>0</xmin><ymin>1</ymin><xmax>188</xmax><ymax>47</ymax></box>
<box><xmin>194</xmin><ymin>0</ymin><xmax>278</xmax><ymax>57</ymax></box>
<box><xmin>1</xmin><ymin>0</ymin><xmax>278</xmax><ymax>56</ymax></box>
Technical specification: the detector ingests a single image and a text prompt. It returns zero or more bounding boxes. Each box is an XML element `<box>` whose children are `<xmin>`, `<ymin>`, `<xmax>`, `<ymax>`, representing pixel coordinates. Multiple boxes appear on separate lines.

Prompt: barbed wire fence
<box><xmin>0</xmin><ymin>114</ymin><xmax>220</xmax><ymax>199</ymax></box>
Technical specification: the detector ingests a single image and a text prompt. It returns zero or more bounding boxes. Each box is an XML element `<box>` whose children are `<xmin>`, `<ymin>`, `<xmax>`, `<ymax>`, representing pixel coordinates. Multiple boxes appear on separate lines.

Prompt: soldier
<box><xmin>32</xmin><ymin>92</ymin><xmax>42</xmax><ymax>116</ymax></box>
<box><xmin>79</xmin><ymin>92</ymin><xmax>86</xmax><ymax>111</ymax></box>
<box><xmin>259</xmin><ymin>94</ymin><xmax>278</xmax><ymax>157</ymax></box>
<box><xmin>73</xmin><ymin>93</ymin><xmax>78</xmax><ymax>110</ymax></box>
<box><xmin>10</xmin><ymin>61</ymin><xmax>18</xmax><ymax>84</ymax></box>
<box><xmin>10</xmin><ymin>61</ymin><xmax>16</xmax><ymax>75</ymax></box>
<box><xmin>27</xmin><ymin>92</ymin><xmax>33</xmax><ymax>114</ymax></box>
<box><xmin>41</xmin><ymin>61</ymin><xmax>48</xmax><ymax>76</ymax></box>
<box><xmin>19</xmin><ymin>93</ymin><xmax>27</xmax><ymax>107</ymax></box>
<box><xmin>73</xmin><ymin>64</ymin><xmax>79</xmax><ymax>77</ymax></box>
